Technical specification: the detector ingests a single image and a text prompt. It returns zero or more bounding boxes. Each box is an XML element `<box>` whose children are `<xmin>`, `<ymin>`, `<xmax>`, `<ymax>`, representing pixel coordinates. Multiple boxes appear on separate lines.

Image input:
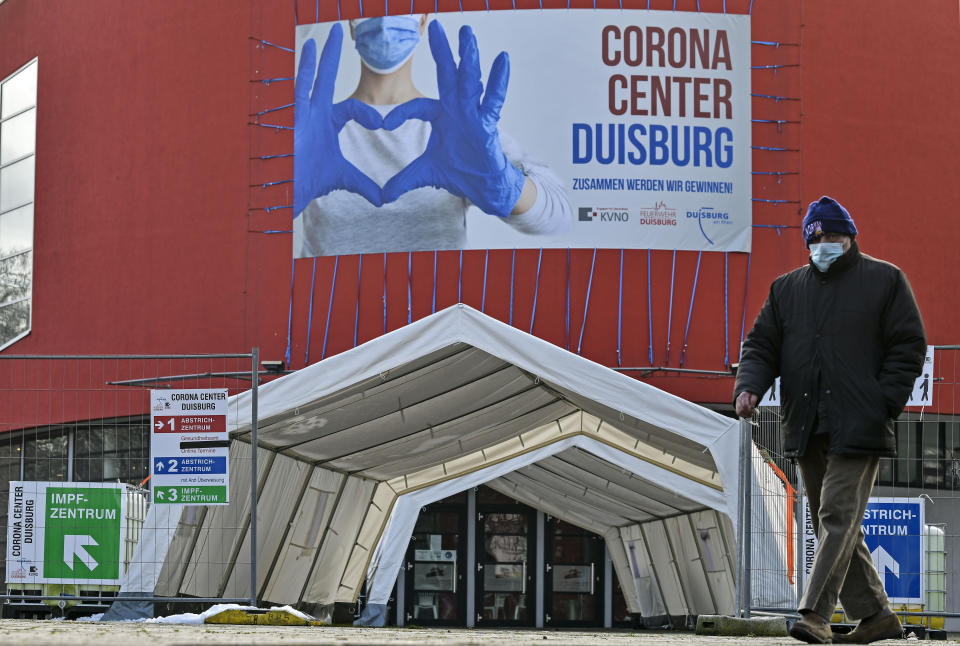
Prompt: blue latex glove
<box><xmin>381</xmin><ymin>21</ymin><xmax>526</xmax><ymax>218</ymax></box>
<box><xmin>294</xmin><ymin>23</ymin><xmax>384</xmax><ymax>215</ymax></box>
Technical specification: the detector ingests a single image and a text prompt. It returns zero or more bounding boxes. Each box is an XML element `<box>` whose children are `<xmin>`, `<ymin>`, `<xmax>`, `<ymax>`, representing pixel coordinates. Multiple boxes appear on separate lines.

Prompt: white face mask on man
<box><xmin>809</xmin><ymin>242</ymin><xmax>845</xmax><ymax>272</ymax></box>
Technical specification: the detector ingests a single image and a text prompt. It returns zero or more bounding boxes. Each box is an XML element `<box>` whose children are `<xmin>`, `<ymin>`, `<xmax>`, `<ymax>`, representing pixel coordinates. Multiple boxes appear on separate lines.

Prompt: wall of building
<box><xmin>0</xmin><ymin>0</ymin><xmax>958</xmax><ymax>413</ymax></box>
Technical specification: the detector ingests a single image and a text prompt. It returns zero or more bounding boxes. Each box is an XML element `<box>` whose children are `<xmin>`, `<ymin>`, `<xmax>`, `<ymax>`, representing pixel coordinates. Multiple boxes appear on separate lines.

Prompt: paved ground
<box><xmin>0</xmin><ymin>620</ymin><xmax>944</xmax><ymax>646</ymax></box>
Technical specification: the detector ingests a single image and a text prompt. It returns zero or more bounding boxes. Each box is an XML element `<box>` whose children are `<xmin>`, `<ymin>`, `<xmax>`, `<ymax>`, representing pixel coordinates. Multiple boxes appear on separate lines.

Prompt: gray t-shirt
<box><xmin>293</xmin><ymin>106</ymin><xmax>572</xmax><ymax>257</ymax></box>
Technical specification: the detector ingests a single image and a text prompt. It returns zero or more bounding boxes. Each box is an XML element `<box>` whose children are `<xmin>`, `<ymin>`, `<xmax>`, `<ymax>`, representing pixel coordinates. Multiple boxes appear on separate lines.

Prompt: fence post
<box><xmin>736</xmin><ymin>417</ymin><xmax>753</xmax><ymax>618</ymax></box>
<box><xmin>250</xmin><ymin>347</ymin><xmax>259</xmax><ymax>608</ymax></box>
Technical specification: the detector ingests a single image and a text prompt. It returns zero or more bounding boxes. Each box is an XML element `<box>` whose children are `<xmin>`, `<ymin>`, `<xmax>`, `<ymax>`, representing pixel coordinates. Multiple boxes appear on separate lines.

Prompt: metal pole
<box><xmin>250</xmin><ymin>347</ymin><xmax>259</xmax><ymax>607</ymax></box>
<box><xmin>735</xmin><ymin>418</ymin><xmax>746</xmax><ymax>618</ymax></box>
<box><xmin>743</xmin><ymin>418</ymin><xmax>753</xmax><ymax>619</ymax></box>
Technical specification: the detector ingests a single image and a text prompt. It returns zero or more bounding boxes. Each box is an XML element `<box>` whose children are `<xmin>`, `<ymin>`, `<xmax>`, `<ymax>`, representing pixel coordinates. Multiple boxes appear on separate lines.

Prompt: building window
<box><xmin>0</xmin><ymin>58</ymin><xmax>37</xmax><ymax>350</ymax></box>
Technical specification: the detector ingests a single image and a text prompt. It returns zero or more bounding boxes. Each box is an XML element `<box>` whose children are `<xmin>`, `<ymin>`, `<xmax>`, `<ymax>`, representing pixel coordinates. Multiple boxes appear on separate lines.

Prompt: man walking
<box><xmin>734</xmin><ymin>196</ymin><xmax>926</xmax><ymax>644</ymax></box>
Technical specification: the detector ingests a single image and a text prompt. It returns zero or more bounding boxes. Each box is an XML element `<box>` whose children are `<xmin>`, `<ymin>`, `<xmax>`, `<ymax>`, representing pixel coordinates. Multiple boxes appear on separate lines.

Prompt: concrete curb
<box><xmin>695</xmin><ymin>614</ymin><xmax>789</xmax><ymax>637</ymax></box>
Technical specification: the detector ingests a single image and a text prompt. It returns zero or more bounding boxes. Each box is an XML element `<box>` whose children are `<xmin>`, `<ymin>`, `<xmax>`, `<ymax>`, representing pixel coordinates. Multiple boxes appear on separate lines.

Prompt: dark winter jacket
<box><xmin>733</xmin><ymin>242</ymin><xmax>926</xmax><ymax>458</ymax></box>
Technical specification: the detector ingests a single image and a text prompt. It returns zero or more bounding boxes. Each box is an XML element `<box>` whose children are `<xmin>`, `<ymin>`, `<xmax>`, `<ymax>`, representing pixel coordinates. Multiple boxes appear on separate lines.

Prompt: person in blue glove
<box><xmin>292</xmin><ymin>14</ymin><xmax>572</xmax><ymax>257</ymax></box>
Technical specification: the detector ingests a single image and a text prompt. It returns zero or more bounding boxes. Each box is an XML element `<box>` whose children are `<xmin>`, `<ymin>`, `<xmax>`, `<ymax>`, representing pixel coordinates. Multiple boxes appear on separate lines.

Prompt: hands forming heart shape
<box><xmin>293</xmin><ymin>21</ymin><xmax>525</xmax><ymax>219</ymax></box>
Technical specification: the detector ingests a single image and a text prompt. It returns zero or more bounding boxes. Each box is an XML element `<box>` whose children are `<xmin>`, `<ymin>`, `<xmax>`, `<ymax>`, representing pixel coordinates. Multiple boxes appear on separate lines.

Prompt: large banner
<box><xmin>293</xmin><ymin>10</ymin><xmax>751</xmax><ymax>257</ymax></box>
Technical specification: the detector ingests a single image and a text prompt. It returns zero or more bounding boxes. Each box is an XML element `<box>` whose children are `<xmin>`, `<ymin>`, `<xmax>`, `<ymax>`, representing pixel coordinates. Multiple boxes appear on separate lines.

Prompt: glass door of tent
<box><xmin>404</xmin><ymin>499</ymin><xmax>466</xmax><ymax>625</ymax></box>
<box><xmin>544</xmin><ymin>517</ymin><xmax>603</xmax><ymax>627</ymax></box>
<box><xmin>475</xmin><ymin>508</ymin><xmax>535</xmax><ymax>626</ymax></box>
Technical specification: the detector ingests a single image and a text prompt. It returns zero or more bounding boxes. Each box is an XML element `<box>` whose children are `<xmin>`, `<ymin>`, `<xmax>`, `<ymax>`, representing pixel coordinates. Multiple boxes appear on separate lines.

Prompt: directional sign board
<box><xmin>6</xmin><ymin>481</ymin><xmax>126</xmax><ymax>585</ymax></box>
<box><xmin>906</xmin><ymin>345</ymin><xmax>935</xmax><ymax>407</ymax></box>
<box><xmin>151</xmin><ymin>389</ymin><xmax>230</xmax><ymax>505</ymax></box>
<box><xmin>803</xmin><ymin>497</ymin><xmax>924</xmax><ymax>603</ymax></box>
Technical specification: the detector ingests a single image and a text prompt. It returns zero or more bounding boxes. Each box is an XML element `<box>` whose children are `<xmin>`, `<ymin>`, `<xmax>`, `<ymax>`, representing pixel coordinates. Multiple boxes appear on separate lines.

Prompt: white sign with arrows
<box><xmin>150</xmin><ymin>389</ymin><xmax>230</xmax><ymax>505</ymax></box>
<box><xmin>5</xmin><ymin>481</ymin><xmax>127</xmax><ymax>585</ymax></box>
<box><xmin>802</xmin><ymin>497</ymin><xmax>925</xmax><ymax>603</ymax></box>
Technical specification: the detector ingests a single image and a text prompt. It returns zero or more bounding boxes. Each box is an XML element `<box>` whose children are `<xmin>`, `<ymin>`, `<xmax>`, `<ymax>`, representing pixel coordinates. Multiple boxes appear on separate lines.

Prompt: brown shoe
<box><xmin>832</xmin><ymin>613</ymin><xmax>903</xmax><ymax>644</ymax></box>
<box><xmin>790</xmin><ymin>614</ymin><xmax>834</xmax><ymax>644</ymax></box>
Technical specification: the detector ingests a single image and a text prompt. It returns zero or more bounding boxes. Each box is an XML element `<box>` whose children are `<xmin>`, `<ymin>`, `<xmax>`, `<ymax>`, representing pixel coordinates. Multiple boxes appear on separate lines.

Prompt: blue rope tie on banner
<box><xmin>647</xmin><ymin>249</ymin><xmax>653</xmax><ymax>365</ymax></box>
<box><xmin>253</xmin><ymin>104</ymin><xmax>294</xmax><ymax>117</ymax></box>
<box><xmin>384</xmin><ymin>0</ymin><xmax>388</xmax><ymax>16</ymax></box>
<box><xmin>432</xmin><ymin>251</ymin><xmax>438</xmax><ymax>314</ymax></box>
<box><xmin>752</xmin><ymin>93</ymin><xmax>799</xmax><ymax>102</ymax></box>
<box><xmin>254</xmin><ymin>123</ymin><xmax>294</xmax><ymax>131</ymax></box>
<box><xmin>321</xmin><ymin>257</ymin><xmax>338</xmax><ymax>360</ymax></box>
<box><xmin>337</xmin><ymin>0</ymin><xmax>341</xmax><ymax>20</ymax></box>
<box><xmin>358</xmin><ymin>0</ymin><xmax>364</xmax><ymax>17</ymax></box>
<box><xmin>752</xmin><ymin>40</ymin><xmax>791</xmax><ymax>47</ymax></box>
<box><xmin>680</xmin><ymin>251</ymin><xmax>702</xmax><ymax>368</ymax></box>
<box><xmin>723</xmin><ymin>252</ymin><xmax>730</xmax><ymax>367</ymax></box>
<box><xmin>530</xmin><ymin>249</ymin><xmax>542</xmax><ymax>335</ymax></box>
<box><xmin>459</xmin><ymin>0</ymin><xmax>463</xmax><ymax>11</ymax></box>
<box><xmin>305</xmin><ymin>257</ymin><xmax>318</xmax><ymax>366</ymax></box>
<box><xmin>354</xmin><ymin>255</ymin><xmax>363</xmax><ymax>348</ymax></box>
<box><xmin>753</xmin><ymin>145</ymin><xmax>799</xmax><ymax>152</ymax></box>
<box><xmin>264</xmin><ymin>205</ymin><xmax>292</xmax><ymax>213</ymax></box>
<box><xmin>285</xmin><ymin>257</ymin><xmax>295</xmax><ymax>368</ymax></box>
<box><xmin>647</xmin><ymin>0</ymin><xmax>651</xmax><ymax>9</ymax></box>
<box><xmin>257</xmin><ymin>180</ymin><xmax>292</xmax><ymax>188</ymax></box>
<box><xmin>255</xmin><ymin>153</ymin><xmax>293</xmax><ymax>160</ymax></box>
<box><xmin>259</xmin><ymin>230</ymin><xmax>293</xmax><ymax>234</ymax></box>
<box><xmin>753</xmin><ymin>171</ymin><xmax>799</xmax><ymax>183</ymax></box>
<box><xmin>723</xmin><ymin>0</ymin><xmax>726</xmax><ymax>12</ymax></box>
<box><xmin>616</xmin><ymin>250</ymin><xmax>624</xmax><ymax>367</ymax></box>
<box><xmin>739</xmin><ymin>253</ymin><xmax>752</xmax><ymax>357</ymax></box>
<box><xmin>752</xmin><ymin>199</ymin><xmax>796</xmax><ymax>205</ymax></box>
<box><xmin>294</xmin><ymin>0</ymin><xmax>298</xmax><ymax>25</ymax></box>
<box><xmin>577</xmin><ymin>249</ymin><xmax>597</xmax><ymax>355</ymax></box>
<box><xmin>407</xmin><ymin>252</ymin><xmax>413</xmax><ymax>325</ymax></box>
<box><xmin>253</xmin><ymin>77</ymin><xmax>294</xmax><ymax>85</ymax></box>
<box><xmin>458</xmin><ymin>250</ymin><xmax>463</xmax><ymax>303</ymax></box>
<box><xmin>253</xmin><ymin>39</ymin><xmax>294</xmax><ymax>53</ymax></box>
<box><xmin>565</xmin><ymin>249</ymin><xmax>571</xmax><ymax>351</ymax></box>
<box><xmin>665</xmin><ymin>250</ymin><xmax>676</xmax><ymax>364</ymax></box>
<box><xmin>383</xmin><ymin>252</ymin><xmax>388</xmax><ymax>335</ymax></box>
<box><xmin>316</xmin><ymin>0</ymin><xmax>319</xmax><ymax>21</ymax></box>
<box><xmin>696</xmin><ymin>0</ymin><xmax>701</xmax><ymax>12</ymax></box>
<box><xmin>673</xmin><ymin>0</ymin><xmax>677</xmax><ymax>10</ymax></box>
<box><xmin>481</xmin><ymin>250</ymin><xmax>489</xmax><ymax>313</ymax></box>
<box><xmin>509</xmin><ymin>250</ymin><xmax>516</xmax><ymax>326</ymax></box>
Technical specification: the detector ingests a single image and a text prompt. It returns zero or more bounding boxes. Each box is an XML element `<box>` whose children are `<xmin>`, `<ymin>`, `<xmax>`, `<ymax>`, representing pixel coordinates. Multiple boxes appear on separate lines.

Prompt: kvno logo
<box><xmin>578</xmin><ymin>207</ymin><xmax>629</xmax><ymax>222</ymax></box>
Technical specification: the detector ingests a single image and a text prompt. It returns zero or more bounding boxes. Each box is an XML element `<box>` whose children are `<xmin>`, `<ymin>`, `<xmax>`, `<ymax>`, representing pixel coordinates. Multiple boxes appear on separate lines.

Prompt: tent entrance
<box><xmin>476</xmin><ymin>498</ymin><xmax>537</xmax><ymax>626</ymax></box>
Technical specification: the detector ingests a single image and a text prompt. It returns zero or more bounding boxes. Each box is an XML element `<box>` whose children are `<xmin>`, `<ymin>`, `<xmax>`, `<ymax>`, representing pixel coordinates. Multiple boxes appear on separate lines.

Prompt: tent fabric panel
<box><xmin>179</xmin><ymin>444</ymin><xmax>273</xmax><ymax>598</ymax></box>
<box><xmin>530</xmin><ymin>452</ymin><xmax>692</xmax><ymax>518</ymax></box>
<box><xmin>261</xmin><ymin>466</ymin><xmax>344</xmax><ymax>604</ymax></box>
<box><xmin>292</xmin><ymin>368</ymin><xmax>535</xmax><ymax>464</ymax></box>
<box><xmin>337</xmin><ymin>481</ymin><xmax>398</xmax><ymax>601</ymax></box>
<box><xmin>239</xmin><ymin>343</ymin><xmax>471</xmax><ymax>439</ymax></box>
<box><xmin>618</xmin><ymin>524</ymin><xmax>666</xmax><ymax>618</ymax></box>
<box><xmin>583</xmin><ymin>413</ymin><xmax>721</xmax><ymax>489</ymax></box>
<box><xmin>487</xmin><ymin>472</ymin><xmax>632</xmax><ymax>528</ymax></box>
<box><xmin>641</xmin><ymin>521</ymin><xmax>691</xmax><ymax>617</ymax></box>
<box><xmin>117</xmin><ymin>503</ymin><xmax>181</xmax><ymax>594</ymax></box>
<box><xmin>663</xmin><ymin>515</ymin><xmax>716</xmax><ymax>615</ymax></box>
<box><xmin>512</xmin><ymin>463</ymin><xmax>654</xmax><ymax>522</ymax></box>
<box><xmin>222</xmin><ymin>453</ymin><xmax>312</xmax><ymax>600</ymax></box>
<box><xmin>339</xmin><ymin>390</ymin><xmax>566</xmax><ymax>479</ymax></box>
<box><xmin>302</xmin><ymin>475</ymin><xmax>377</xmax><ymax>605</ymax></box>
<box><xmin>603</xmin><ymin>526</ymin><xmax>642</xmax><ymax>614</ymax></box>
<box><xmin>548</xmin><ymin>448</ymin><xmax>694</xmax><ymax>516</ymax></box>
<box><xmin>153</xmin><ymin>505</ymin><xmax>204</xmax><ymax>596</ymax></box>
<box><xmin>690</xmin><ymin>509</ymin><xmax>737</xmax><ymax>615</ymax></box>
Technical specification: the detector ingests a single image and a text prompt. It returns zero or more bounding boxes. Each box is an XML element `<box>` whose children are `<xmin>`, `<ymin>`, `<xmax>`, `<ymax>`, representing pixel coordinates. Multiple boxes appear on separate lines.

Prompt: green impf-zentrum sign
<box><xmin>5</xmin><ymin>482</ymin><xmax>127</xmax><ymax>585</ymax></box>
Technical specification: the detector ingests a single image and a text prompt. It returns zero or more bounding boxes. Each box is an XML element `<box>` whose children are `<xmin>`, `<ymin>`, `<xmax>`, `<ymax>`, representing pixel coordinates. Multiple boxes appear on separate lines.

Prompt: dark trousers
<box><xmin>797</xmin><ymin>433</ymin><xmax>888</xmax><ymax>621</ymax></box>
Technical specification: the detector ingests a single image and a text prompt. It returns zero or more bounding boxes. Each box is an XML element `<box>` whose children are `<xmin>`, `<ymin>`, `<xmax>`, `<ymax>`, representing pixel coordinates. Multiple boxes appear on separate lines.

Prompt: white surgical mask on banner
<box><xmin>351</xmin><ymin>16</ymin><xmax>422</xmax><ymax>75</ymax></box>
<box><xmin>809</xmin><ymin>242</ymin><xmax>844</xmax><ymax>272</ymax></box>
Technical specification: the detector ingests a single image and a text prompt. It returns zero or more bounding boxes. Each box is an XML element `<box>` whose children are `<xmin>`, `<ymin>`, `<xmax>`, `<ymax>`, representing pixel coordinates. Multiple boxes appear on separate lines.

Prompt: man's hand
<box><xmin>735</xmin><ymin>391</ymin><xmax>760</xmax><ymax>419</ymax></box>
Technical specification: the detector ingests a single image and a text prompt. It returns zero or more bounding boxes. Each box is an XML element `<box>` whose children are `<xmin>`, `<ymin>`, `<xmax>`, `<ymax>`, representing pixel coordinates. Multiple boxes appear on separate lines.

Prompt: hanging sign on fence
<box><xmin>6</xmin><ymin>481</ymin><xmax>127</xmax><ymax>585</ymax></box>
<box><xmin>905</xmin><ymin>346</ymin><xmax>935</xmax><ymax>407</ymax></box>
<box><xmin>802</xmin><ymin>497</ymin><xmax>925</xmax><ymax>604</ymax></box>
<box><xmin>150</xmin><ymin>389</ymin><xmax>230</xmax><ymax>505</ymax></box>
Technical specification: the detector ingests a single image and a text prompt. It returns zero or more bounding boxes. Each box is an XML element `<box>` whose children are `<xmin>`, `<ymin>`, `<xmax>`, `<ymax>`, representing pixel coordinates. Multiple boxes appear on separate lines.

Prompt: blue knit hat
<box><xmin>802</xmin><ymin>196</ymin><xmax>857</xmax><ymax>247</ymax></box>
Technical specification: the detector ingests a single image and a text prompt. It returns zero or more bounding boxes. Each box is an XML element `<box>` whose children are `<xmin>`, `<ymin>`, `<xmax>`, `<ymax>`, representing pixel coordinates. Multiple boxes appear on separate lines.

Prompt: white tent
<box><xmin>114</xmin><ymin>304</ymin><xmax>793</xmax><ymax>624</ymax></box>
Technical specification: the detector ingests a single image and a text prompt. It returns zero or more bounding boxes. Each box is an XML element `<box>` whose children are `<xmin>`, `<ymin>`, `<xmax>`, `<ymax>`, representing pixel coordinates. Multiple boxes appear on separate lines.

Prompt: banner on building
<box><xmin>293</xmin><ymin>9</ymin><xmax>752</xmax><ymax>257</ymax></box>
<box><xmin>6</xmin><ymin>481</ymin><xmax>127</xmax><ymax>586</ymax></box>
